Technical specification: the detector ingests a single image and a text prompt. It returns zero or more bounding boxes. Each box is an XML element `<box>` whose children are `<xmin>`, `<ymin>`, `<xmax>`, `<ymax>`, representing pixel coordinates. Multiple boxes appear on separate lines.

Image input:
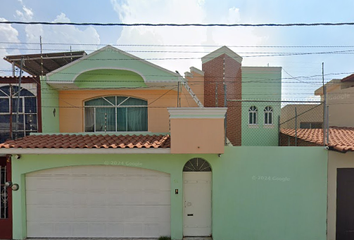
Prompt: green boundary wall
<box><xmin>12</xmin><ymin>146</ymin><xmax>327</xmax><ymax>240</ymax></box>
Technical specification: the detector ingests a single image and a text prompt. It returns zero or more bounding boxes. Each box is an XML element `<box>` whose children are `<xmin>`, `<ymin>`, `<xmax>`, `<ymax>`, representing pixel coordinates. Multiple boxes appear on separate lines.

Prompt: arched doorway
<box><xmin>183</xmin><ymin>158</ymin><xmax>212</xmax><ymax>237</ymax></box>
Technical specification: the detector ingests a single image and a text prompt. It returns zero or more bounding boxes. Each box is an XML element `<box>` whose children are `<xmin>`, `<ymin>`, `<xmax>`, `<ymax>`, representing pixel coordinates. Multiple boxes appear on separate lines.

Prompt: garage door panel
<box><xmin>26</xmin><ymin>176</ymin><xmax>51</xmax><ymax>190</ymax></box>
<box><xmin>72</xmin><ymin>223</ymin><xmax>89</xmax><ymax>237</ymax></box>
<box><xmin>124</xmin><ymin>190</ymin><xmax>143</xmax><ymax>204</ymax></box>
<box><xmin>145</xmin><ymin>190</ymin><xmax>170</xmax><ymax>204</ymax></box>
<box><xmin>53</xmin><ymin>190</ymin><xmax>71</xmax><ymax>205</ymax></box>
<box><xmin>73</xmin><ymin>207</ymin><xmax>89</xmax><ymax>220</ymax></box>
<box><xmin>106</xmin><ymin>192</ymin><xmax>125</xmax><ymax>204</ymax></box>
<box><xmin>54</xmin><ymin>222</ymin><xmax>72</xmax><ymax>236</ymax></box>
<box><xmin>124</xmin><ymin>223</ymin><xmax>143</xmax><ymax>237</ymax></box>
<box><xmin>26</xmin><ymin>165</ymin><xmax>171</xmax><ymax>238</ymax></box>
<box><xmin>105</xmin><ymin>179</ymin><xmax>126</xmax><ymax>190</ymax></box>
<box><xmin>88</xmin><ymin>223</ymin><xmax>106</xmax><ymax>237</ymax></box>
<box><xmin>28</xmin><ymin>222</ymin><xmax>55</xmax><ymax>237</ymax></box>
<box><xmin>105</xmin><ymin>223</ymin><xmax>125</xmax><ymax>236</ymax></box>
<box><xmin>55</xmin><ymin>206</ymin><xmax>74</xmax><ymax>222</ymax></box>
<box><xmin>72</xmin><ymin>192</ymin><xmax>88</xmax><ymax>205</ymax></box>
<box><xmin>107</xmin><ymin>207</ymin><xmax>125</xmax><ymax>220</ymax></box>
<box><xmin>27</xmin><ymin>206</ymin><xmax>55</xmax><ymax>222</ymax></box>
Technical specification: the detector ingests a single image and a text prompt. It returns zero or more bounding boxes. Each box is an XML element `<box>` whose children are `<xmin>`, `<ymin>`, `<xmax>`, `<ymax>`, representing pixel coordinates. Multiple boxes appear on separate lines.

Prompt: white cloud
<box><xmin>15</xmin><ymin>2</ymin><xmax>33</xmax><ymax>21</ymax></box>
<box><xmin>112</xmin><ymin>0</ymin><xmax>208</xmax><ymax>73</ymax></box>
<box><xmin>15</xmin><ymin>10</ymin><xmax>24</xmax><ymax>19</ymax></box>
<box><xmin>0</xmin><ymin>18</ymin><xmax>21</xmax><ymax>75</ymax></box>
<box><xmin>23</xmin><ymin>6</ymin><xmax>33</xmax><ymax>19</ymax></box>
<box><xmin>24</xmin><ymin>13</ymin><xmax>100</xmax><ymax>52</ymax></box>
<box><xmin>13</xmin><ymin>1</ymin><xmax>100</xmax><ymax>53</ymax></box>
<box><xmin>111</xmin><ymin>0</ymin><xmax>277</xmax><ymax>73</ymax></box>
<box><xmin>227</xmin><ymin>7</ymin><xmax>241</xmax><ymax>23</ymax></box>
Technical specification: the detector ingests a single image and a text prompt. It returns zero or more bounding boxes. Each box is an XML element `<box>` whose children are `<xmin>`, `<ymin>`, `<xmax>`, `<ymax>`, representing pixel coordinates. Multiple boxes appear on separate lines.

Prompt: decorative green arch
<box><xmin>74</xmin><ymin>69</ymin><xmax>146</xmax><ymax>88</ymax></box>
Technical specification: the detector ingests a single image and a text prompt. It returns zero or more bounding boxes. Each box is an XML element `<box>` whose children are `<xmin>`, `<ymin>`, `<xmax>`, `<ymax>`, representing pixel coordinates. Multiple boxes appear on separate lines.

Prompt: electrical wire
<box><xmin>3</xmin><ymin>42</ymin><xmax>354</xmax><ymax>48</ymax></box>
<box><xmin>2</xmin><ymin>21</ymin><xmax>354</xmax><ymax>27</ymax></box>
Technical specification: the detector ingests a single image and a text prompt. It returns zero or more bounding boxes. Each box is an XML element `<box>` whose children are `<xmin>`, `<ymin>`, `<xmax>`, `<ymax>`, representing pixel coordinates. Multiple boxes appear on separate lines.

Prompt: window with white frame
<box><xmin>248</xmin><ymin>106</ymin><xmax>258</xmax><ymax>125</ymax></box>
<box><xmin>84</xmin><ymin>96</ymin><xmax>148</xmax><ymax>132</ymax></box>
<box><xmin>264</xmin><ymin>106</ymin><xmax>273</xmax><ymax>125</ymax></box>
<box><xmin>0</xmin><ymin>85</ymin><xmax>38</xmax><ymax>142</ymax></box>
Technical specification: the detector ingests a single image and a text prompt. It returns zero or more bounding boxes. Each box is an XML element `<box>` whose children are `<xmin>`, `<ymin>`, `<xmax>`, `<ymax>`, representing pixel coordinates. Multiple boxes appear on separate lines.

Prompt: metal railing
<box><xmin>0</xmin><ymin>166</ymin><xmax>8</xmax><ymax>219</ymax></box>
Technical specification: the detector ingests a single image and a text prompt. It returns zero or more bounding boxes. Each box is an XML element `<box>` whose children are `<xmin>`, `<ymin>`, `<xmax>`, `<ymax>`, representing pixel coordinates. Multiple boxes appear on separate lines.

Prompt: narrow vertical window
<box><xmin>248</xmin><ymin>106</ymin><xmax>258</xmax><ymax>125</ymax></box>
<box><xmin>264</xmin><ymin>106</ymin><xmax>273</xmax><ymax>125</ymax></box>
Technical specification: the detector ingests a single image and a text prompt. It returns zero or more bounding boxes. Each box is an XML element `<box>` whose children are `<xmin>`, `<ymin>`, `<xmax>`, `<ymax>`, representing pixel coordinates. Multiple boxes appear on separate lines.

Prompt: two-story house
<box><xmin>0</xmin><ymin>45</ymin><xmax>327</xmax><ymax>240</ymax></box>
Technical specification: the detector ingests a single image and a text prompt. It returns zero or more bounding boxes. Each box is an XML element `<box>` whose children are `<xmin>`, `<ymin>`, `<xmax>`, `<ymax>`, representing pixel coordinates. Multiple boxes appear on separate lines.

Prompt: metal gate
<box><xmin>1</xmin><ymin>165</ymin><xmax>8</xmax><ymax>219</ymax></box>
<box><xmin>0</xmin><ymin>157</ymin><xmax>12</xmax><ymax>239</ymax></box>
<box><xmin>337</xmin><ymin>168</ymin><xmax>354</xmax><ymax>240</ymax></box>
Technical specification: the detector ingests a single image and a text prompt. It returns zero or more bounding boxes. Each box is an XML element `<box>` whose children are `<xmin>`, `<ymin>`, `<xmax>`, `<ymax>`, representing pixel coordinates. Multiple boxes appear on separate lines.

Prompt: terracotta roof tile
<box><xmin>341</xmin><ymin>73</ymin><xmax>354</xmax><ymax>82</ymax></box>
<box><xmin>0</xmin><ymin>134</ymin><xmax>170</xmax><ymax>149</ymax></box>
<box><xmin>0</xmin><ymin>76</ymin><xmax>37</xmax><ymax>80</ymax></box>
<box><xmin>280</xmin><ymin>127</ymin><xmax>354</xmax><ymax>152</ymax></box>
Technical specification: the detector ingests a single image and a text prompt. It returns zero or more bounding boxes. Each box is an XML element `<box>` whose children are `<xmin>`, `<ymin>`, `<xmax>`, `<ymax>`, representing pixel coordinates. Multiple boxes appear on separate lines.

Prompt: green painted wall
<box><xmin>12</xmin><ymin>146</ymin><xmax>327</xmax><ymax>240</ymax></box>
<box><xmin>40</xmin><ymin>77</ymin><xmax>59</xmax><ymax>133</ymax></box>
<box><xmin>212</xmin><ymin>147</ymin><xmax>327</xmax><ymax>240</ymax></box>
<box><xmin>46</xmin><ymin>46</ymin><xmax>181</xmax><ymax>85</ymax></box>
<box><xmin>74</xmin><ymin>69</ymin><xmax>146</xmax><ymax>88</ymax></box>
<box><xmin>241</xmin><ymin>67</ymin><xmax>282</xmax><ymax>146</ymax></box>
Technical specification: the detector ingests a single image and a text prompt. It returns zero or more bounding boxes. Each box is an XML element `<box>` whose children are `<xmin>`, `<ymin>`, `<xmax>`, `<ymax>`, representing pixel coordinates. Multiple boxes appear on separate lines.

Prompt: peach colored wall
<box><xmin>170</xmin><ymin>118</ymin><xmax>225</xmax><ymax>154</ymax></box>
<box><xmin>59</xmin><ymin>89</ymin><xmax>184</xmax><ymax>133</ymax></box>
<box><xmin>183</xmin><ymin>71</ymin><xmax>204</xmax><ymax>106</ymax></box>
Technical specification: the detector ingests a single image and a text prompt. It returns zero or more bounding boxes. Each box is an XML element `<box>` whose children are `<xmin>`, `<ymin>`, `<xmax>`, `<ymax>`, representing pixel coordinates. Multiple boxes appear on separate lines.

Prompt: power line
<box><xmin>2</xmin><ymin>47</ymin><xmax>354</xmax><ymax>57</ymax></box>
<box><xmin>2</xmin><ymin>42</ymin><xmax>354</xmax><ymax>48</ymax></box>
<box><xmin>1</xmin><ymin>21</ymin><xmax>354</xmax><ymax>27</ymax></box>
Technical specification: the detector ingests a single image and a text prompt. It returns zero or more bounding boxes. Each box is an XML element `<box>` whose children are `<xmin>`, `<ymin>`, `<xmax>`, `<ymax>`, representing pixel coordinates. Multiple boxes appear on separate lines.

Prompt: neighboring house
<box><xmin>0</xmin><ymin>51</ymin><xmax>86</xmax><ymax>238</ymax></box>
<box><xmin>0</xmin><ymin>50</ymin><xmax>87</xmax><ymax>143</ymax></box>
<box><xmin>280</xmin><ymin>73</ymin><xmax>354</xmax><ymax>240</ymax></box>
<box><xmin>0</xmin><ymin>46</ymin><xmax>327</xmax><ymax>240</ymax></box>
<box><xmin>280</xmin><ymin>104</ymin><xmax>323</xmax><ymax>129</ymax></box>
<box><xmin>0</xmin><ymin>76</ymin><xmax>41</xmax><ymax>143</ymax></box>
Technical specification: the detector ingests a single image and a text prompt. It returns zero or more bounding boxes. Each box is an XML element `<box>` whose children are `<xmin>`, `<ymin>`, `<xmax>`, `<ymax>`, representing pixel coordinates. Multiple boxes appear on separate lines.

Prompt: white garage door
<box><xmin>26</xmin><ymin>165</ymin><xmax>171</xmax><ymax>238</ymax></box>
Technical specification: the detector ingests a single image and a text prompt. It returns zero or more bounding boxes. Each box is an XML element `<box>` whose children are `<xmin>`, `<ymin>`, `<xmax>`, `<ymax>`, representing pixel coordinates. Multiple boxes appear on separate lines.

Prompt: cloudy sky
<box><xmin>1</xmin><ymin>0</ymin><xmax>354</xmax><ymax>100</ymax></box>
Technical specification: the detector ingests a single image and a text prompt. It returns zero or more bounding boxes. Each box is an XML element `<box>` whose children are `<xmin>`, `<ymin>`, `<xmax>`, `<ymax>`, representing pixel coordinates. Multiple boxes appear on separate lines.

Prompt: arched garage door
<box><xmin>25</xmin><ymin>165</ymin><xmax>170</xmax><ymax>238</ymax></box>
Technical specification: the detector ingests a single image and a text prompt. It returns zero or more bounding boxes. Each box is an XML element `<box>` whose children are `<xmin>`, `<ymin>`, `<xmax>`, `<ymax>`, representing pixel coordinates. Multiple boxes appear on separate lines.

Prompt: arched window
<box><xmin>264</xmin><ymin>106</ymin><xmax>273</xmax><ymax>125</ymax></box>
<box><xmin>248</xmin><ymin>106</ymin><xmax>258</xmax><ymax>125</ymax></box>
<box><xmin>84</xmin><ymin>96</ymin><xmax>148</xmax><ymax>132</ymax></box>
<box><xmin>183</xmin><ymin>158</ymin><xmax>211</xmax><ymax>172</ymax></box>
<box><xmin>0</xmin><ymin>85</ymin><xmax>37</xmax><ymax>141</ymax></box>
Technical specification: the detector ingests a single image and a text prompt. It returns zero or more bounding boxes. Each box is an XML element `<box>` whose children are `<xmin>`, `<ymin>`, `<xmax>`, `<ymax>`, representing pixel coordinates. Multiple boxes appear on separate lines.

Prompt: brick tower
<box><xmin>202</xmin><ymin>46</ymin><xmax>242</xmax><ymax>146</ymax></box>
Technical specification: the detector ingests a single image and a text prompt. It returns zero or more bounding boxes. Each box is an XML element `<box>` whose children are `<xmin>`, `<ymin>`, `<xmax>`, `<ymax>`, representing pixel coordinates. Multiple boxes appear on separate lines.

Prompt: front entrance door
<box><xmin>0</xmin><ymin>156</ymin><xmax>12</xmax><ymax>239</ymax></box>
<box><xmin>183</xmin><ymin>172</ymin><xmax>212</xmax><ymax>236</ymax></box>
<box><xmin>336</xmin><ymin>168</ymin><xmax>354</xmax><ymax>240</ymax></box>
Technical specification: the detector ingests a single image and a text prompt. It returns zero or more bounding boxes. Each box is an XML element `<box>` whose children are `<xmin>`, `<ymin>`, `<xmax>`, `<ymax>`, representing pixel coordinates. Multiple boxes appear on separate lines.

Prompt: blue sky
<box><xmin>1</xmin><ymin>0</ymin><xmax>354</xmax><ymax>101</ymax></box>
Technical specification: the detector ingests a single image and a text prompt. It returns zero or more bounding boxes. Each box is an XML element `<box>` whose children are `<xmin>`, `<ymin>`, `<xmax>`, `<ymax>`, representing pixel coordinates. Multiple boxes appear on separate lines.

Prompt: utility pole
<box><xmin>40</xmin><ymin>36</ymin><xmax>43</xmax><ymax>76</ymax></box>
<box><xmin>322</xmin><ymin>62</ymin><xmax>327</xmax><ymax>146</ymax></box>
<box><xmin>177</xmin><ymin>81</ymin><xmax>180</xmax><ymax>107</ymax></box>
<box><xmin>15</xmin><ymin>57</ymin><xmax>23</xmax><ymax>139</ymax></box>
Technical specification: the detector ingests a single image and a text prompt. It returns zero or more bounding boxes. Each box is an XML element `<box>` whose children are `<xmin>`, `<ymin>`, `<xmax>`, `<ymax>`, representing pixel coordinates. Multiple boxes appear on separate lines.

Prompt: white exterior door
<box><xmin>25</xmin><ymin>165</ymin><xmax>170</xmax><ymax>238</ymax></box>
<box><xmin>183</xmin><ymin>172</ymin><xmax>212</xmax><ymax>236</ymax></box>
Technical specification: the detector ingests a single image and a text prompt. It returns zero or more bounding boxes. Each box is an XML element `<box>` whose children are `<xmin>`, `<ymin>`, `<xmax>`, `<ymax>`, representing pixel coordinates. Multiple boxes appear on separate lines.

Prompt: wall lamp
<box><xmin>5</xmin><ymin>181</ymin><xmax>20</xmax><ymax>191</ymax></box>
<box><xmin>14</xmin><ymin>154</ymin><xmax>21</xmax><ymax>159</ymax></box>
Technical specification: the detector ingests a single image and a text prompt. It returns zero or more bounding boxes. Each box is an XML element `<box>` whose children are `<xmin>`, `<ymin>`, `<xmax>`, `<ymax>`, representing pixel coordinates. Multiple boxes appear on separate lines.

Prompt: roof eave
<box><xmin>0</xmin><ymin>148</ymin><xmax>171</xmax><ymax>155</ymax></box>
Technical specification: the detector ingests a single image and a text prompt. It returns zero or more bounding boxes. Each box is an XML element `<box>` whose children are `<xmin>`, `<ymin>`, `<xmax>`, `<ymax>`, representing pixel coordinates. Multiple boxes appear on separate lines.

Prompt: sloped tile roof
<box><xmin>280</xmin><ymin>127</ymin><xmax>354</xmax><ymax>152</ymax></box>
<box><xmin>341</xmin><ymin>73</ymin><xmax>354</xmax><ymax>82</ymax></box>
<box><xmin>0</xmin><ymin>134</ymin><xmax>170</xmax><ymax>149</ymax></box>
